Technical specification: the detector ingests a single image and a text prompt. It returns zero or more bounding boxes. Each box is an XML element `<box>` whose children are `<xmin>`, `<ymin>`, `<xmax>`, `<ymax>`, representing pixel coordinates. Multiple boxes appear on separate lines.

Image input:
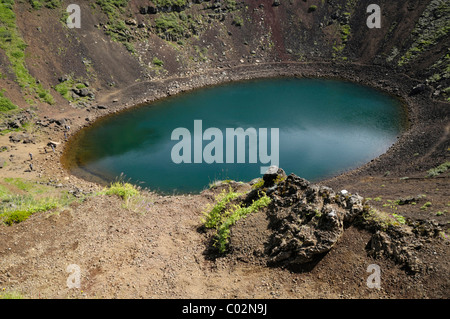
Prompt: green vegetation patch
<box><xmin>398</xmin><ymin>0</ymin><xmax>450</xmax><ymax>67</ymax></box>
<box><xmin>152</xmin><ymin>57</ymin><xmax>164</xmax><ymax>67</ymax></box>
<box><xmin>53</xmin><ymin>75</ymin><xmax>90</xmax><ymax>102</ymax></box>
<box><xmin>153</xmin><ymin>0</ymin><xmax>187</xmax><ymax>7</ymax></box>
<box><xmin>361</xmin><ymin>208</ymin><xmax>408</xmax><ymax>231</ymax></box>
<box><xmin>331</xmin><ymin>1</ymin><xmax>357</xmax><ymax>60</ymax></box>
<box><xmin>28</xmin><ymin>0</ymin><xmax>61</xmax><ymax>10</ymax></box>
<box><xmin>99</xmin><ymin>180</ymin><xmax>156</xmax><ymax>213</ymax></box>
<box><xmin>0</xmin><ymin>91</ymin><xmax>17</xmax><ymax>112</ymax></box>
<box><xmin>232</xmin><ymin>15</ymin><xmax>243</xmax><ymax>27</ymax></box>
<box><xmin>202</xmin><ymin>187</ymin><xmax>271</xmax><ymax>253</ymax></box>
<box><xmin>155</xmin><ymin>12</ymin><xmax>188</xmax><ymax>41</ymax></box>
<box><xmin>93</xmin><ymin>0</ymin><xmax>135</xmax><ymax>52</ymax></box>
<box><xmin>101</xmin><ymin>181</ymin><xmax>140</xmax><ymax>201</ymax></box>
<box><xmin>0</xmin><ymin>178</ymin><xmax>77</xmax><ymax>225</ymax></box>
<box><xmin>94</xmin><ymin>0</ymin><xmax>129</xmax><ymax>18</ymax></box>
<box><xmin>308</xmin><ymin>5</ymin><xmax>317</xmax><ymax>12</ymax></box>
<box><xmin>426</xmin><ymin>161</ymin><xmax>450</xmax><ymax>177</ymax></box>
<box><xmin>0</xmin><ymin>289</ymin><xmax>24</xmax><ymax>299</ymax></box>
<box><xmin>0</xmin><ymin>0</ymin><xmax>54</xmax><ymax>104</ymax></box>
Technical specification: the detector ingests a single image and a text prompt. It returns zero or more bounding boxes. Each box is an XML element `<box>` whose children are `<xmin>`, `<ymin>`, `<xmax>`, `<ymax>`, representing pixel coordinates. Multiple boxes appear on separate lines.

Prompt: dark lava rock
<box><xmin>227</xmin><ymin>169</ymin><xmax>436</xmax><ymax>274</ymax></box>
<box><xmin>148</xmin><ymin>6</ymin><xmax>158</xmax><ymax>14</ymax></box>
<box><xmin>262</xmin><ymin>165</ymin><xmax>286</xmax><ymax>188</ymax></box>
<box><xmin>58</xmin><ymin>75</ymin><xmax>69</xmax><ymax>82</ymax></box>
<box><xmin>264</xmin><ymin>174</ymin><xmax>366</xmax><ymax>266</ymax></box>
<box><xmin>409</xmin><ymin>83</ymin><xmax>428</xmax><ymax>96</ymax></box>
<box><xmin>7</xmin><ymin>120</ymin><xmax>22</xmax><ymax>129</ymax></box>
<box><xmin>366</xmin><ymin>227</ymin><xmax>424</xmax><ymax>274</ymax></box>
<box><xmin>9</xmin><ymin>133</ymin><xmax>35</xmax><ymax>144</ymax></box>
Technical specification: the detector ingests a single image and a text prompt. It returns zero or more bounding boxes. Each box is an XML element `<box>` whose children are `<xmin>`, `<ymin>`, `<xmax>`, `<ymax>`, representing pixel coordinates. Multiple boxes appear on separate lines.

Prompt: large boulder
<box><xmin>264</xmin><ymin>174</ymin><xmax>366</xmax><ymax>266</ymax></box>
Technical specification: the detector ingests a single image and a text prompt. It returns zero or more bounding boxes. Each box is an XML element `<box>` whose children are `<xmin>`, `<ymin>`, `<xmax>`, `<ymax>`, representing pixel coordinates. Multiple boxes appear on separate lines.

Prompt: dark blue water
<box><xmin>65</xmin><ymin>78</ymin><xmax>406</xmax><ymax>193</ymax></box>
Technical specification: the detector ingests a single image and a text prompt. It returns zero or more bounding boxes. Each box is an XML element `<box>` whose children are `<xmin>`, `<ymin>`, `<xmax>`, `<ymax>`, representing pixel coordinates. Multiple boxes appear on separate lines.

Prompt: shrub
<box><xmin>202</xmin><ymin>188</ymin><xmax>243</xmax><ymax>228</ymax></box>
<box><xmin>215</xmin><ymin>194</ymin><xmax>271</xmax><ymax>253</ymax></box>
<box><xmin>202</xmin><ymin>188</ymin><xmax>271</xmax><ymax>253</ymax></box>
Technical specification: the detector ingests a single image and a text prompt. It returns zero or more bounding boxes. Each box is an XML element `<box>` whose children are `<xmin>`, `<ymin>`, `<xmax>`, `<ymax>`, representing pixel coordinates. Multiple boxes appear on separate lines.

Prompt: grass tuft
<box><xmin>101</xmin><ymin>181</ymin><xmax>140</xmax><ymax>201</ymax></box>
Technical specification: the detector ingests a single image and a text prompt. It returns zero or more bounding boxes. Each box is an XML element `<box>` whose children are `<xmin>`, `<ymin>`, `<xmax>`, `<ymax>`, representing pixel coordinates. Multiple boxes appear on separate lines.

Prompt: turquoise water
<box><xmin>65</xmin><ymin>78</ymin><xmax>406</xmax><ymax>193</ymax></box>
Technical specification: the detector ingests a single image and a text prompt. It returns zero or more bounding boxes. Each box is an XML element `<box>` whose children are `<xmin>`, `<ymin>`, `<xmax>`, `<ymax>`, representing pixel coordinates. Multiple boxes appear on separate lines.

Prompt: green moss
<box><xmin>420</xmin><ymin>201</ymin><xmax>432</xmax><ymax>210</ymax></box>
<box><xmin>224</xmin><ymin>0</ymin><xmax>237</xmax><ymax>11</ymax></box>
<box><xmin>0</xmin><ymin>290</ymin><xmax>24</xmax><ymax>299</ymax></box>
<box><xmin>251</xmin><ymin>178</ymin><xmax>264</xmax><ymax>190</ymax></box>
<box><xmin>94</xmin><ymin>0</ymin><xmax>129</xmax><ymax>18</ymax></box>
<box><xmin>361</xmin><ymin>209</ymin><xmax>407</xmax><ymax>231</ymax></box>
<box><xmin>331</xmin><ymin>2</ymin><xmax>356</xmax><ymax>60</ymax></box>
<box><xmin>53</xmin><ymin>75</ymin><xmax>93</xmax><ymax>102</ymax></box>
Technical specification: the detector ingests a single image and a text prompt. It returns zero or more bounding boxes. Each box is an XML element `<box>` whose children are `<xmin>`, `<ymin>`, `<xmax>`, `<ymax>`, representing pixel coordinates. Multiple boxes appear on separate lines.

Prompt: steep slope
<box><xmin>0</xmin><ymin>0</ymin><xmax>449</xmax><ymax>112</ymax></box>
<box><xmin>0</xmin><ymin>0</ymin><xmax>448</xmax><ymax>300</ymax></box>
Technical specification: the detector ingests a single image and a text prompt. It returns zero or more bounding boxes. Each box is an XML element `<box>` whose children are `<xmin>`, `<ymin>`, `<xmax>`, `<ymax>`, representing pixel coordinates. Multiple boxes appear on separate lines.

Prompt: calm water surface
<box><xmin>65</xmin><ymin>78</ymin><xmax>406</xmax><ymax>193</ymax></box>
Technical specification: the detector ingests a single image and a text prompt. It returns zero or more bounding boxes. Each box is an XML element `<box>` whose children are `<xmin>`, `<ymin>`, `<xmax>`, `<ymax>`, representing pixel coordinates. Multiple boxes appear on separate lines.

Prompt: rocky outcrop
<box><xmin>227</xmin><ymin>167</ymin><xmax>366</xmax><ymax>267</ymax></box>
<box><xmin>263</xmin><ymin>173</ymin><xmax>366</xmax><ymax>267</ymax></box>
<box><xmin>226</xmin><ymin>167</ymin><xmax>442</xmax><ymax>274</ymax></box>
<box><xmin>365</xmin><ymin>218</ymin><xmax>444</xmax><ymax>273</ymax></box>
